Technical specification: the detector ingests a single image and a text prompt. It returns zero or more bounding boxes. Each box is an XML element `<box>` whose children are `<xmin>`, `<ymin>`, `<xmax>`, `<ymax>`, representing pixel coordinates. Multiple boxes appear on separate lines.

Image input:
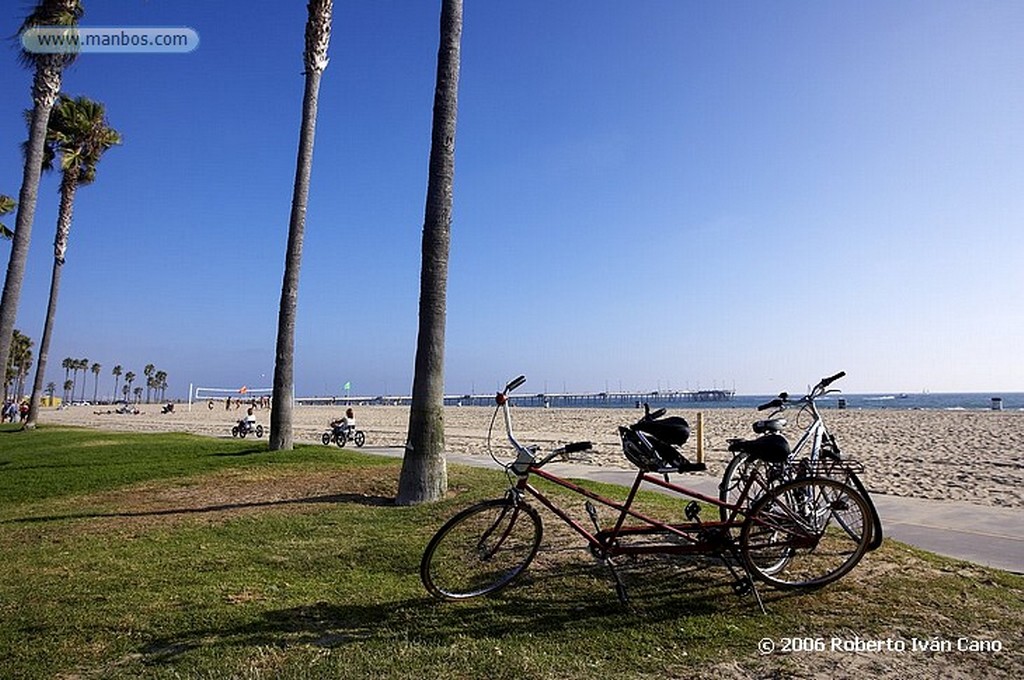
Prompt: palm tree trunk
<box><xmin>270</xmin><ymin>0</ymin><xmax>332</xmax><ymax>451</ymax></box>
<box><xmin>0</xmin><ymin>60</ymin><xmax>62</xmax><ymax>392</ymax></box>
<box><xmin>396</xmin><ymin>0</ymin><xmax>463</xmax><ymax>505</ymax></box>
<box><xmin>26</xmin><ymin>171</ymin><xmax>77</xmax><ymax>429</ymax></box>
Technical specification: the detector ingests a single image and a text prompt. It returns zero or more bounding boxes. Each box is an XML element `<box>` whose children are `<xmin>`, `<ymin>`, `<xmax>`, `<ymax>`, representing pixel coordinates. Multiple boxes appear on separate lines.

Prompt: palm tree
<box><xmin>132</xmin><ymin>386</ymin><xmax>142</xmax><ymax>404</ymax></box>
<box><xmin>124</xmin><ymin>371</ymin><xmax>135</xmax><ymax>403</ymax></box>
<box><xmin>77</xmin><ymin>358</ymin><xmax>88</xmax><ymax>403</ymax></box>
<box><xmin>45</xmin><ymin>381</ymin><xmax>56</xmax><ymax>405</ymax></box>
<box><xmin>0</xmin><ymin>1</ymin><xmax>84</xmax><ymax>393</ymax></box>
<box><xmin>4</xmin><ymin>329</ymin><xmax>34</xmax><ymax>401</ymax></box>
<box><xmin>24</xmin><ymin>94</ymin><xmax>120</xmax><ymax>427</ymax></box>
<box><xmin>154</xmin><ymin>369</ymin><xmax>168</xmax><ymax>401</ymax></box>
<box><xmin>111</xmin><ymin>364</ymin><xmax>122</xmax><ymax>403</ymax></box>
<box><xmin>90</xmin><ymin>362</ymin><xmax>100</xmax><ymax>402</ymax></box>
<box><xmin>396</xmin><ymin>0</ymin><xmax>463</xmax><ymax>505</ymax></box>
<box><xmin>1</xmin><ymin>195</ymin><xmax>15</xmax><ymax>240</ymax></box>
<box><xmin>61</xmin><ymin>356</ymin><xmax>72</xmax><ymax>400</ymax></box>
<box><xmin>64</xmin><ymin>379</ymin><xmax>74</xmax><ymax>401</ymax></box>
<box><xmin>143</xmin><ymin>363</ymin><xmax>155</xmax><ymax>403</ymax></box>
<box><xmin>269</xmin><ymin>0</ymin><xmax>334</xmax><ymax>451</ymax></box>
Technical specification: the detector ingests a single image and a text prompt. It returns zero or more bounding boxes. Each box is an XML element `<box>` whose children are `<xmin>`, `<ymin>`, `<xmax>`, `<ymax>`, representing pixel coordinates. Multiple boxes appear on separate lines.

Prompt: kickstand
<box><xmin>586</xmin><ymin>501</ymin><xmax>630</xmax><ymax>604</ymax></box>
<box><xmin>720</xmin><ymin>543</ymin><xmax>766</xmax><ymax>614</ymax></box>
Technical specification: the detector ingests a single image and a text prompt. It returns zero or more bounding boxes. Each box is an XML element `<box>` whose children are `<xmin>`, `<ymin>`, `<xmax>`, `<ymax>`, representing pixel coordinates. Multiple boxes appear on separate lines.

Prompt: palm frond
<box><xmin>18</xmin><ymin>0</ymin><xmax>85</xmax><ymax>69</ymax></box>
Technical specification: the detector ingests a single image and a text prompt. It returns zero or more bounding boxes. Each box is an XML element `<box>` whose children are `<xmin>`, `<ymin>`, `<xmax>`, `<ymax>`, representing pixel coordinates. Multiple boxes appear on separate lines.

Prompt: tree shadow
<box><xmin>210</xmin><ymin>447</ymin><xmax>268</xmax><ymax>457</ymax></box>
<box><xmin>0</xmin><ymin>491</ymin><xmax>394</xmax><ymax>525</ymax></box>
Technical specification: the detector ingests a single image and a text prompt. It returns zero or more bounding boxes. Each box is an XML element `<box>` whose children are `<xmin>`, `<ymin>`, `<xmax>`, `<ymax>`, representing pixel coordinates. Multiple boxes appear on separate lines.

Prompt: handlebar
<box><xmin>757</xmin><ymin>393</ymin><xmax>788</xmax><ymax>411</ymax></box>
<box><xmin>755</xmin><ymin>371</ymin><xmax>846</xmax><ymax>413</ymax></box>
<box><xmin>817</xmin><ymin>371</ymin><xmax>846</xmax><ymax>390</ymax></box>
<box><xmin>505</xmin><ymin>375</ymin><xmax>526</xmax><ymax>393</ymax></box>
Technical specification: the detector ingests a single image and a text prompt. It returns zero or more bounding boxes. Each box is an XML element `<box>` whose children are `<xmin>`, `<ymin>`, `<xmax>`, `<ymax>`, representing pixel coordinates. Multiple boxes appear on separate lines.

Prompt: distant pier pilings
<box><xmin>297</xmin><ymin>389</ymin><xmax>735</xmax><ymax>408</ymax></box>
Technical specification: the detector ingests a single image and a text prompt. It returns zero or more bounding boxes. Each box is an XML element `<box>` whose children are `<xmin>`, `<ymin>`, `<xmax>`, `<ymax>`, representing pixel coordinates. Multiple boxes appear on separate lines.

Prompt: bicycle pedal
<box><xmin>732</xmin><ymin>578</ymin><xmax>752</xmax><ymax>596</ymax></box>
<box><xmin>585</xmin><ymin>500</ymin><xmax>601</xmax><ymax>531</ymax></box>
<box><xmin>685</xmin><ymin>500</ymin><xmax>701</xmax><ymax>521</ymax></box>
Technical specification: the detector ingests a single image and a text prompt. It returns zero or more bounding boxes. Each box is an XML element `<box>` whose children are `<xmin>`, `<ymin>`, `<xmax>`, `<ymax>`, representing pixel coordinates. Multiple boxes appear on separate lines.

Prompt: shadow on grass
<box><xmin>210</xmin><ymin>447</ymin><xmax>268</xmax><ymax>457</ymax></box>
<box><xmin>1</xmin><ymin>491</ymin><xmax>394</xmax><ymax>525</ymax></box>
<box><xmin>137</xmin><ymin>556</ymin><xmax>782</xmax><ymax>666</ymax></box>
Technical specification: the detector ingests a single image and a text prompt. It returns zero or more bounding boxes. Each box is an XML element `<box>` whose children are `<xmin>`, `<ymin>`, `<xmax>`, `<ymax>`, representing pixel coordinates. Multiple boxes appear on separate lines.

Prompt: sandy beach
<box><xmin>36</xmin><ymin>401</ymin><xmax>1024</xmax><ymax>509</ymax></box>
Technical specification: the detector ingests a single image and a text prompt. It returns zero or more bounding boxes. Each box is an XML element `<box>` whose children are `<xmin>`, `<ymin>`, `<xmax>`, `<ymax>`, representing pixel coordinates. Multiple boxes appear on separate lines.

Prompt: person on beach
<box><xmin>2</xmin><ymin>399</ymin><xmax>17</xmax><ymax>423</ymax></box>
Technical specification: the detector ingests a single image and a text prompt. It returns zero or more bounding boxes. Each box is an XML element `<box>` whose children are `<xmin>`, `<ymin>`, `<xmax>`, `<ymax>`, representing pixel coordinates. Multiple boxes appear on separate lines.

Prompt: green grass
<box><xmin>1</xmin><ymin>425</ymin><xmax>1022</xmax><ymax>678</ymax></box>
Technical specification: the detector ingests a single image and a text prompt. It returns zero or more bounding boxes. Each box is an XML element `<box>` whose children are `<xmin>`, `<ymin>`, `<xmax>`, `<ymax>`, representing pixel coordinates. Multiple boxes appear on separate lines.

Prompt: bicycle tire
<box><xmin>421</xmin><ymin>498</ymin><xmax>543</xmax><ymax>600</ymax></box>
<box><xmin>718</xmin><ymin>453</ymin><xmax>782</xmax><ymax>522</ymax></box>
<box><xmin>740</xmin><ymin>477</ymin><xmax>871</xmax><ymax>589</ymax></box>
<box><xmin>819</xmin><ymin>453</ymin><xmax>884</xmax><ymax>552</ymax></box>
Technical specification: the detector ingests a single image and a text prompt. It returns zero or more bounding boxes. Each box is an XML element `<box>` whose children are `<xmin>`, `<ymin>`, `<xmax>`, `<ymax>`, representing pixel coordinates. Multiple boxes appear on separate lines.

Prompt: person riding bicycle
<box><xmin>238</xmin><ymin>407</ymin><xmax>257</xmax><ymax>433</ymax></box>
<box><xmin>330</xmin><ymin>407</ymin><xmax>355</xmax><ymax>436</ymax></box>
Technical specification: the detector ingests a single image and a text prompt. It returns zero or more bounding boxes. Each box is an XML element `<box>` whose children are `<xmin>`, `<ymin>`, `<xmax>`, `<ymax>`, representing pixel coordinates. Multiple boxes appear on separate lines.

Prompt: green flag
<box><xmin>344</xmin><ymin>382</ymin><xmax>351</xmax><ymax>391</ymax></box>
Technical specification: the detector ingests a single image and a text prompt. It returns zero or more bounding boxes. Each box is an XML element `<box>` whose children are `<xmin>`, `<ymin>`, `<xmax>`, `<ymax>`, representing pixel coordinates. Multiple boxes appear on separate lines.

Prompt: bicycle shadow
<box><xmin>136</xmin><ymin>557</ymin><xmax>791</xmax><ymax>667</ymax></box>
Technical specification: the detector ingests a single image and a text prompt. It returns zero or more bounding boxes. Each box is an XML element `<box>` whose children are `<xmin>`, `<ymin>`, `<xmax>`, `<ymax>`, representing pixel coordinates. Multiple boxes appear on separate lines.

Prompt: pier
<box><xmin>297</xmin><ymin>389</ymin><xmax>734</xmax><ymax>408</ymax></box>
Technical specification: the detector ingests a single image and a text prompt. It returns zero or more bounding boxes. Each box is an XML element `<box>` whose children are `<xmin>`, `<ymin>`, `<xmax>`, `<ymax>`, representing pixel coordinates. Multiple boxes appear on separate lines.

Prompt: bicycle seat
<box><xmin>752</xmin><ymin>418</ymin><xmax>786</xmax><ymax>434</ymax></box>
<box><xmin>727</xmin><ymin>433</ymin><xmax>791</xmax><ymax>463</ymax></box>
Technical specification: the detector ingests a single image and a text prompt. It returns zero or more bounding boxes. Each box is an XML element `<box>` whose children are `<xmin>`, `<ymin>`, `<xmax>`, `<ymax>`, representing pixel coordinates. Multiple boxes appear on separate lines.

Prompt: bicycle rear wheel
<box><xmin>421</xmin><ymin>498</ymin><xmax>543</xmax><ymax>600</ymax></box>
<box><xmin>740</xmin><ymin>477</ymin><xmax>871</xmax><ymax>589</ymax></box>
<box><xmin>718</xmin><ymin>454</ymin><xmax>785</xmax><ymax>521</ymax></box>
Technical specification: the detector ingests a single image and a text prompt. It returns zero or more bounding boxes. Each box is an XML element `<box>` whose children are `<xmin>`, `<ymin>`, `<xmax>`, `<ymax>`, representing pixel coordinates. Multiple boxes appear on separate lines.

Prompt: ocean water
<box><xmin>618</xmin><ymin>392</ymin><xmax>1024</xmax><ymax>412</ymax></box>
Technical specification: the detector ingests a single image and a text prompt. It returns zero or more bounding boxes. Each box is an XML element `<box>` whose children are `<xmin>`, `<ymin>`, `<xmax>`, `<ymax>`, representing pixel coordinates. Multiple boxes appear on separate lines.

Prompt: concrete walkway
<box><xmin>367</xmin><ymin>447</ymin><xmax>1024</xmax><ymax>574</ymax></box>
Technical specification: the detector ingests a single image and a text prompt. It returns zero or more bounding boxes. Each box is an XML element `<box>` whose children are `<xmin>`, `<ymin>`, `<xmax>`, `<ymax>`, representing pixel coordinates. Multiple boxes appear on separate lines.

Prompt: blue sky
<box><xmin>2</xmin><ymin>1</ymin><xmax>1022</xmax><ymax>400</ymax></box>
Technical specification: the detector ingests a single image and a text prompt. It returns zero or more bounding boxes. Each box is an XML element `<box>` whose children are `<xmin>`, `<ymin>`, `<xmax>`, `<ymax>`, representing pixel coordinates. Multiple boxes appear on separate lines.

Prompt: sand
<box><xmin>36</xmin><ymin>401</ymin><xmax>1024</xmax><ymax>509</ymax></box>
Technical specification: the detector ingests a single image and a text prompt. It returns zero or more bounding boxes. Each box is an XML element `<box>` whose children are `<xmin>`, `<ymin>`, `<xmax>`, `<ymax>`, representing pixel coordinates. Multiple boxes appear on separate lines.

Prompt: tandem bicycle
<box><xmin>420</xmin><ymin>376</ymin><xmax>877</xmax><ymax>611</ymax></box>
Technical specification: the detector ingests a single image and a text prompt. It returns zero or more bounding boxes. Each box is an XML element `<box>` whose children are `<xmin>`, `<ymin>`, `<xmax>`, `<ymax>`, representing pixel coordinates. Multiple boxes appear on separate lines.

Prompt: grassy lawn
<box><xmin>1</xmin><ymin>424</ymin><xmax>1021</xmax><ymax>679</ymax></box>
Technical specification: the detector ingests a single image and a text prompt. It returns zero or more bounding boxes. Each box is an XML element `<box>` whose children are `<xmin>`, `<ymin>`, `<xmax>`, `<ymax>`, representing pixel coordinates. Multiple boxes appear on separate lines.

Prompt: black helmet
<box><xmin>619</xmin><ymin>426</ymin><xmax>688</xmax><ymax>472</ymax></box>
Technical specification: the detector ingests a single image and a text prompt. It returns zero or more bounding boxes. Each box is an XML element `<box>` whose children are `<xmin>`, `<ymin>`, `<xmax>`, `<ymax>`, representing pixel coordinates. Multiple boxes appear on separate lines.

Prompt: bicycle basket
<box><xmin>619</xmin><ymin>426</ymin><xmax>691</xmax><ymax>472</ymax></box>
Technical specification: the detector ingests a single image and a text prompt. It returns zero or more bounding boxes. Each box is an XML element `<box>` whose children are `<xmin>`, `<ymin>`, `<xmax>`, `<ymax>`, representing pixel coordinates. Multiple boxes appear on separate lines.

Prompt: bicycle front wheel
<box><xmin>421</xmin><ymin>498</ymin><xmax>543</xmax><ymax>600</ymax></box>
<box><xmin>740</xmin><ymin>477</ymin><xmax>871</xmax><ymax>589</ymax></box>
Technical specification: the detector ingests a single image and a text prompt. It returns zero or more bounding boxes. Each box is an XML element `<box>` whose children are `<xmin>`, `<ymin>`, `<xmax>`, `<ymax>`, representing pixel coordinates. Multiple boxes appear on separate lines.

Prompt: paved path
<box><xmin>366</xmin><ymin>447</ymin><xmax>1024</xmax><ymax>574</ymax></box>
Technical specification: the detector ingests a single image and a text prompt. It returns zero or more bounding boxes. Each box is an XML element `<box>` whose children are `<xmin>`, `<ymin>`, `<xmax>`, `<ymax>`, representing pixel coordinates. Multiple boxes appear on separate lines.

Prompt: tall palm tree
<box><xmin>124</xmin><ymin>371</ymin><xmax>135</xmax><ymax>403</ymax></box>
<box><xmin>270</xmin><ymin>0</ymin><xmax>333</xmax><ymax>451</ymax></box>
<box><xmin>4</xmin><ymin>329</ymin><xmax>33</xmax><ymax>401</ymax></box>
<box><xmin>1</xmin><ymin>195</ymin><xmax>15</xmax><ymax>240</ymax></box>
<box><xmin>143</xmin><ymin>363</ymin><xmax>155</xmax><ymax>403</ymax></box>
<box><xmin>0</xmin><ymin>0</ymin><xmax>84</xmax><ymax>392</ymax></box>
<box><xmin>64</xmin><ymin>378</ymin><xmax>73</xmax><ymax>401</ymax></box>
<box><xmin>111</xmin><ymin>364</ymin><xmax>122</xmax><ymax>403</ymax></box>
<box><xmin>61</xmin><ymin>356</ymin><xmax>72</xmax><ymax>400</ymax></box>
<box><xmin>396</xmin><ymin>0</ymin><xmax>463</xmax><ymax>505</ymax></box>
<box><xmin>154</xmin><ymin>369</ymin><xmax>168</xmax><ymax>401</ymax></box>
<box><xmin>133</xmin><ymin>386</ymin><xmax>142</xmax><ymax>404</ymax></box>
<box><xmin>77</xmin><ymin>358</ymin><xmax>88</xmax><ymax>402</ymax></box>
<box><xmin>90</xmin><ymin>362</ymin><xmax>100</xmax><ymax>402</ymax></box>
<box><xmin>25</xmin><ymin>94</ymin><xmax>119</xmax><ymax>427</ymax></box>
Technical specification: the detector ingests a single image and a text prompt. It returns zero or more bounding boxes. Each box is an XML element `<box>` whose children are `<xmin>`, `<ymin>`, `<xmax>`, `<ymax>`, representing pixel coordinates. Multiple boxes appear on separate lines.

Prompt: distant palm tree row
<box><xmin>54</xmin><ymin>357</ymin><xmax>168</xmax><ymax>404</ymax></box>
